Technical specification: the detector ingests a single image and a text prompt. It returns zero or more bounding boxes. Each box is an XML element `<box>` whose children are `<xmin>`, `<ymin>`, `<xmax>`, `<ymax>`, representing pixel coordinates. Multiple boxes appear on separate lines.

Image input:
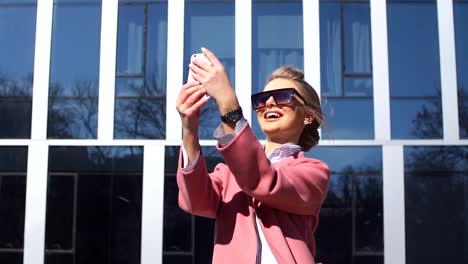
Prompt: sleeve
<box><xmin>213</xmin><ymin>117</ymin><xmax>247</xmax><ymax>147</ymax></box>
<box><xmin>176</xmin><ymin>147</ymin><xmax>225</xmax><ymax>218</ymax></box>
<box><xmin>217</xmin><ymin>124</ymin><xmax>330</xmax><ymax>215</ymax></box>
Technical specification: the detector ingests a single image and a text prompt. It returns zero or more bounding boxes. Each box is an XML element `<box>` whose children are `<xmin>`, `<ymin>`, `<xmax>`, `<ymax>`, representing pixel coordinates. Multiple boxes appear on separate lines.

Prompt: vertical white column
<box><xmin>383</xmin><ymin>145</ymin><xmax>406</xmax><ymax>264</ymax></box>
<box><xmin>140</xmin><ymin>144</ymin><xmax>166</xmax><ymax>264</ymax></box>
<box><xmin>166</xmin><ymin>0</ymin><xmax>185</xmax><ymax>142</ymax></box>
<box><xmin>30</xmin><ymin>0</ymin><xmax>53</xmax><ymax>140</ymax></box>
<box><xmin>370</xmin><ymin>0</ymin><xmax>391</xmax><ymax>141</ymax></box>
<box><xmin>23</xmin><ymin>142</ymin><xmax>49</xmax><ymax>264</ymax></box>
<box><xmin>235</xmin><ymin>0</ymin><xmax>252</xmax><ymax>122</ymax></box>
<box><xmin>303</xmin><ymin>0</ymin><xmax>321</xmax><ymax>96</ymax></box>
<box><xmin>437</xmin><ymin>0</ymin><xmax>459</xmax><ymax>142</ymax></box>
<box><xmin>98</xmin><ymin>0</ymin><xmax>119</xmax><ymax>140</ymax></box>
<box><xmin>303</xmin><ymin>0</ymin><xmax>322</xmax><ymax>139</ymax></box>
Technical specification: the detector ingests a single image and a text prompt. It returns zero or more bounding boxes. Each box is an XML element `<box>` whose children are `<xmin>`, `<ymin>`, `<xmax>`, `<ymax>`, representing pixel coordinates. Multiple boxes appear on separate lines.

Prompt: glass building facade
<box><xmin>0</xmin><ymin>0</ymin><xmax>466</xmax><ymax>263</ymax></box>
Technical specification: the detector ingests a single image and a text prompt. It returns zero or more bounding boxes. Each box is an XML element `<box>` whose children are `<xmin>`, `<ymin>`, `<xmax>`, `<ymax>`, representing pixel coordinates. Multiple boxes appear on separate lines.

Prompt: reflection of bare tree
<box><xmin>48</xmin><ymin>80</ymin><xmax>98</xmax><ymax>139</ymax></box>
<box><xmin>0</xmin><ymin>71</ymin><xmax>33</xmax><ymax>138</ymax></box>
<box><xmin>316</xmin><ymin>163</ymin><xmax>383</xmax><ymax>264</ymax></box>
<box><xmin>114</xmin><ymin>66</ymin><xmax>166</xmax><ymax>139</ymax></box>
<box><xmin>411</xmin><ymin>88</ymin><xmax>468</xmax><ymax>138</ymax></box>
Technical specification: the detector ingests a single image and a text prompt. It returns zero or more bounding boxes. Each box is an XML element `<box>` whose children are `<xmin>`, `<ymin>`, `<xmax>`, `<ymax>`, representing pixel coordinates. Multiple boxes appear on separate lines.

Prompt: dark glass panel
<box><xmin>48</xmin><ymin>3</ymin><xmax>101</xmax><ymax>139</ymax></box>
<box><xmin>115</xmin><ymin>1</ymin><xmax>168</xmax><ymax>139</ymax></box>
<box><xmin>46</xmin><ymin>146</ymin><xmax>143</xmax><ymax>264</ymax></box>
<box><xmin>0</xmin><ymin>147</ymin><xmax>28</xmax><ymax>263</ymax></box>
<box><xmin>163</xmin><ymin>146</ymin><xmax>220</xmax><ymax>263</ymax></box>
<box><xmin>48</xmin><ymin>98</ymin><xmax>98</xmax><ymax>139</ymax></box>
<box><xmin>45</xmin><ymin>254</ymin><xmax>73</xmax><ymax>264</ymax></box>
<box><xmin>322</xmin><ymin>98</ymin><xmax>374</xmax><ymax>139</ymax></box>
<box><xmin>0</xmin><ymin>252</ymin><xmax>22</xmax><ymax>264</ymax></box>
<box><xmin>310</xmin><ymin>147</ymin><xmax>383</xmax><ymax>264</ymax></box>
<box><xmin>163</xmin><ymin>176</ymin><xmax>192</xmax><ymax>252</ymax></box>
<box><xmin>184</xmin><ymin>0</ymin><xmax>234</xmax><ymax>139</ymax></box>
<box><xmin>390</xmin><ymin>98</ymin><xmax>442</xmax><ymax>139</ymax></box>
<box><xmin>252</xmin><ymin>0</ymin><xmax>303</xmax><ymax>139</ymax></box>
<box><xmin>454</xmin><ymin>1</ymin><xmax>468</xmax><ymax>138</ymax></box>
<box><xmin>163</xmin><ymin>255</ymin><xmax>192</xmax><ymax>263</ymax></box>
<box><xmin>114</xmin><ymin>98</ymin><xmax>165</xmax><ymax>139</ymax></box>
<box><xmin>0</xmin><ymin>0</ymin><xmax>35</xmax><ymax>3</ymax></box>
<box><xmin>0</xmin><ymin>99</ymin><xmax>32</xmax><ymax>138</ymax></box>
<box><xmin>405</xmin><ymin>146</ymin><xmax>468</xmax><ymax>264</ymax></box>
<box><xmin>0</xmin><ymin>4</ymin><xmax>36</xmax><ymax>138</ymax></box>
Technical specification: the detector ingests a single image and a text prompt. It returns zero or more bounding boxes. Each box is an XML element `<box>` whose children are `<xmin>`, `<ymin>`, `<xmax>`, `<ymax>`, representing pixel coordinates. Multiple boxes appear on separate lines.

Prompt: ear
<box><xmin>304</xmin><ymin>115</ymin><xmax>313</xmax><ymax>125</ymax></box>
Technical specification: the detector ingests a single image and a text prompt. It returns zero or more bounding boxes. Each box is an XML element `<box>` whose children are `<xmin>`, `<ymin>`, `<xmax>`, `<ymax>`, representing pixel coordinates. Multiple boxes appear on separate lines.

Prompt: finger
<box><xmin>177</xmin><ymin>84</ymin><xmax>204</xmax><ymax>105</ymax></box>
<box><xmin>201</xmin><ymin>47</ymin><xmax>222</xmax><ymax>67</ymax></box>
<box><xmin>189</xmin><ymin>63</ymin><xmax>207</xmax><ymax>79</ymax></box>
<box><xmin>186</xmin><ymin>94</ymin><xmax>209</xmax><ymax>113</ymax></box>
<box><xmin>181</xmin><ymin>87</ymin><xmax>207</xmax><ymax>108</ymax></box>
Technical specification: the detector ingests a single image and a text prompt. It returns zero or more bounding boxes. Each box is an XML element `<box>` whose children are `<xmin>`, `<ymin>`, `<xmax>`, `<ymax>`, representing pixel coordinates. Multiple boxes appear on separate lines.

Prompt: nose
<box><xmin>265</xmin><ymin>96</ymin><xmax>277</xmax><ymax>107</ymax></box>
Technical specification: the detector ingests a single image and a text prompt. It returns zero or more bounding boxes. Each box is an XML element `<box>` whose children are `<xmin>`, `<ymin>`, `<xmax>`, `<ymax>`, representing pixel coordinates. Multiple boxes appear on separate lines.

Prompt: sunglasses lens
<box><xmin>251</xmin><ymin>93</ymin><xmax>269</xmax><ymax>109</ymax></box>
<box><xmin>272</xmin><ymin>89</ymin><xmax>293</xmax><ymax>105</ymax></box>
<box><xmin>251</xmin><ymin>88</ymin><xmax>295</xmax><ymax>109</ymax></box>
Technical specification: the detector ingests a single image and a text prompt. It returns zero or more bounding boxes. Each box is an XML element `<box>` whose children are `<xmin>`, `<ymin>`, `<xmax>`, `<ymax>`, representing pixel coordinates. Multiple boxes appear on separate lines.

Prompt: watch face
<box><xmin>222</xmin><ymin>108</ymin><xmax>243</xmax><ymax>123</ymax></box>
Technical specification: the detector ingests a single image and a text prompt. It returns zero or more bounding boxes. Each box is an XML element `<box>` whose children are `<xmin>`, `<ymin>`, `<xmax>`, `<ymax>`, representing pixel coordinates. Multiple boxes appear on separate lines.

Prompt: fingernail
<box><xmin>201</xmin><ymin>47</ymin><xmax>206</xmax><ymax>52</ymax></box>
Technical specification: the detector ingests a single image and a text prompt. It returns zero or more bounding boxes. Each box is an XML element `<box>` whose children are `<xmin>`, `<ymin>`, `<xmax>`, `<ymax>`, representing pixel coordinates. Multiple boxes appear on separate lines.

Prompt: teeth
<box><xmin>266</xmin><ymin>112</ymin><xmax>280</xmax><ymax>119</ymax></box>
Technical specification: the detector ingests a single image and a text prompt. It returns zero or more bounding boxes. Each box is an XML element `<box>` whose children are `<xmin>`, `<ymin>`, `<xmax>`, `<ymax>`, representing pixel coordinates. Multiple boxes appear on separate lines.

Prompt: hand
<box><xmin>189</xmin><ymin>48</ymin><xmax>239</xmax><ymax>114</ymax></box>
<box><xmin>176</xmin><ymin>81</ymin><xmax>209</xmax><ymax>131</ymax></box>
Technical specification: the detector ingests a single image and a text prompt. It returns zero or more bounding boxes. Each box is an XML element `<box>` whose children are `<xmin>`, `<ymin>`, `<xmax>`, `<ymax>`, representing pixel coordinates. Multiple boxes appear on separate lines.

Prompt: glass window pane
<box><xmin>46</xmin><ymin>146</ymin><xmax>143</xmax><ymax>264</ymax></box>
<box><xmin>116</xmin><ymin>5</ymin><xmax>145</xmax><ymax>75</ymax></box>
<box><xmin>0</xmin><ymin>147</ymin><xmax>28</xmax><ymax>264</ymax></box>
<box><xmin>0</xmin><ymin>4</ymin><xmax>36</xmax><ymax>138</ymax></box>
<box><xmin>252</xmin><ymin>0</ymin><xmax>303</xmax><ymax>139</ymax></box>
<box><xmin>320</xmin><ymin>1</ymin><xmax>342</xmax><ymax>97</ymax></box>
<box><xmin>184</xmin><ymin>0</ymin><xmax>235</xmax><ymax>139</ymax></box>
<box><xmin>115</xmin><ymin>1</ymin><xmax>168</xmax><ymax>139</ymax></box>
<box><xmin>390</xmin><ymin>98</ymin><xmax>442</xmax><ymax>139</ymax></box>
<box><xmin>114</xmin><ymin>98</ymin><xmax>165</xmax><ymax>139</ymax></box>
<box><xmin>48</xmin><ymin>98</ymin><xmax>98</xmax><ymax>139</ymax></box>
<box><xmin>343</xmin><ymin>3</ymin><xmax>372</xmax><ymax>74</ymax></box>
<box><xmin>319</xmin><ymin>0</ymin><xmax>374</xmax><ymax>140</ymax></box>
<box><xmin>405</xmin><ymin>146</ymin><xmax>468</xmax><ymax>264</ymax></box>
<box><xmin>48</xmin><ymin>3</ymin><xmax>101</xmax><ymax>139</ymax></box>
<box><xmin>387</xmin><ymin>0</ymin><xmax>443</xmax><ymax>139</ymax></box>
<box><xmin>322</xmin><ymin>98</ymin><xmax>374</xmax><ymax>139</ymax></box>
<box><xmin>454</xmin><ymin>0</ymin><xmax>468</xmax><ymax>138</ymax></box>
<box><xmin>310</xmin><ymin>147</ymin><xmax>383</xmax><ymax>264</ymax></box>
<box><xmin>163</xmin><ymin>146</ymin><xmax>218</xmax><ymax>263</ymax></box>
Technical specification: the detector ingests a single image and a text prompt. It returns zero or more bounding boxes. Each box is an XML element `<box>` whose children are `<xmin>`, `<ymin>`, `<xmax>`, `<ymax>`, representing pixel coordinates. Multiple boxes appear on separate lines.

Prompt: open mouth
<box><xmin>264</xmin><ymin>111</ymin><xmax>283</xmax><ymax>120</ymax></box>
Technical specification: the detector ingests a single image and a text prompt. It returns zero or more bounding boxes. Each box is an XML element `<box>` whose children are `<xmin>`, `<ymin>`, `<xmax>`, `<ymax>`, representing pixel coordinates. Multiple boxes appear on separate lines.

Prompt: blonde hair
<box><xmin>266</xmin><ymin>65</ymin><xmax>323</xmax><ymax>151</ymax></box>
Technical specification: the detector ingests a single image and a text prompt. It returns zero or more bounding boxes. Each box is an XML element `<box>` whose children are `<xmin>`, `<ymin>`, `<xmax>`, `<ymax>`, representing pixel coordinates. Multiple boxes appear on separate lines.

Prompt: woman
<box><xmin>176</xmin><ymin>48</ymin><xmax>330</xmax><ymax>264</ymax></box>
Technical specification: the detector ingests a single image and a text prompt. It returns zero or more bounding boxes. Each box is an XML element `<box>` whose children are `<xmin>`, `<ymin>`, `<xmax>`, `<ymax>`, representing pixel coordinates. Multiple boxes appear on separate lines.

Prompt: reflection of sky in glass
<box><xmin>387</xmin><ymin>3</ymin><xmax>441</xmax><ymax>97</ymax></box>
<box><xmin>184</xmin><ymin>1</ymin><xmax>235</xmax><ymax>139</ymax></box>
<box><xmin>387</xmin><ymin>1</ymin><xmax>443</xmax><ymax>139</ymax></box>
<box><xmin>0</xmin><ymin>6</ymin><xmax>36</xmax><ymax>93</ymax></box>
<box><xmin>252</xmin><ymin>1</ymin><xmax>303</xmax><ymax>139</ymax></box>
<box><xmin>49</xmin><ymin>4</ymin><xmax>101</xmax><ymax>96</ymax></box>
<box><xmin>308</xmin><ymin>146</ymin><xmax>382</xmax><ymax>174</ymax></box>
<box><xmin>391</xmin><ymin>98</ymin><xmax>442</xmax><ymax>139</ymax></box>
<box><xmin>322</xmin><ymin>98</ymin><xmax>374</xmax><ymax>139</ymax></box>
<box><xmin>319</xmin><ymin>1</ymin><xmax>374</xmax><ymax>140</ymax></box>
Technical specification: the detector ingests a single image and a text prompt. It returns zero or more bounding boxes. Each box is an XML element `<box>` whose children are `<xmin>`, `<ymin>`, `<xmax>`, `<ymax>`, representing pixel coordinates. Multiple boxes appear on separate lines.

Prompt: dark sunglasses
<box><xmin>251</xmin><ymin>88</ymin><xmax>306</xmax><ymax>110</ymax></box>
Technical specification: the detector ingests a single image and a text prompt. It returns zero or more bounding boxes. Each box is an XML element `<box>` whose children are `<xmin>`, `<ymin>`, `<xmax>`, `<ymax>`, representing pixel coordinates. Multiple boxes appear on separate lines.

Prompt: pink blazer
<box><xmin>177</xmin><ymin>124</ymin><xmax>330</xmax><ymax>264</ymax></box>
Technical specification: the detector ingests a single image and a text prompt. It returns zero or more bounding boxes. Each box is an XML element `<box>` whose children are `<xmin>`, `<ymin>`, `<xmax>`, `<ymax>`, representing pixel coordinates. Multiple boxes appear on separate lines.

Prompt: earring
<box><xmin>304</xmin><ymin>120</ymin><xmax>311</xmax><ymax>125</ymax></box>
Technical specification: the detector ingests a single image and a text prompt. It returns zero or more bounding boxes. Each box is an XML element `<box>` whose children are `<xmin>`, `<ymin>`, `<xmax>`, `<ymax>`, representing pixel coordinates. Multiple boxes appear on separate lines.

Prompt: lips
<box><xmin>264</xmin><ymin>110</ymin><xmax>283</xmax><ymax>120</ymax></box>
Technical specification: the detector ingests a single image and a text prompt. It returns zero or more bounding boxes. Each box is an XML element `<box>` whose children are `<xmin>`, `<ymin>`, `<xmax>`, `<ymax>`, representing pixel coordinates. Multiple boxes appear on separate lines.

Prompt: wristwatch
<box><xmin>220</xmin><ymin>107</ymin><xmax>243</xmax><ymax>124</ymax></box>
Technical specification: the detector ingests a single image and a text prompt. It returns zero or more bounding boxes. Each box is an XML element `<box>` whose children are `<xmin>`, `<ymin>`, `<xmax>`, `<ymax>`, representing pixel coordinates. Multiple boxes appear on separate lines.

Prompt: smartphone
<box><xmin>187</xmin><ymin>53</ymin><xmax>211</xmax><ymax>83</ymax></box>
<box><xmin>187</xmin><ymin>53</ymin><xmax>211</xmax><ymax>100</ymax></box>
